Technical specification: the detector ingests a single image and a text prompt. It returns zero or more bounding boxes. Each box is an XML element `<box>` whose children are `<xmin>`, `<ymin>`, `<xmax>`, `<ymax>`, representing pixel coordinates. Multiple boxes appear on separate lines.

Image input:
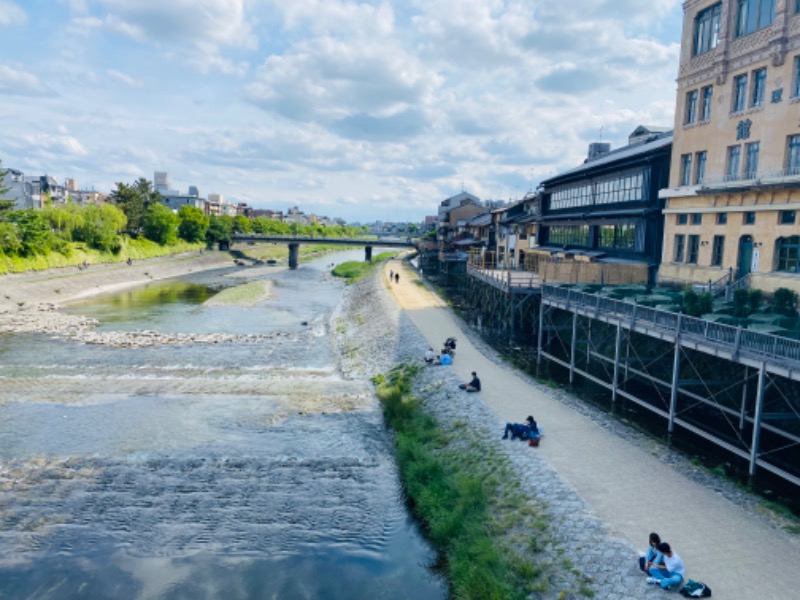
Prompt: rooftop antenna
<box><xmin>460</xmin><ymin>179</ymin><xmax>465</xmax><ymax>192</ymax></box>
<box><xmin>529</xmin><ymin>168</ymin><xmax>534</xmax><ymax>192</ymax></box>
<box><xmin>599</xmin><ymin>125</ymin><xmax>604</xmax><ymax>142</ymax></box>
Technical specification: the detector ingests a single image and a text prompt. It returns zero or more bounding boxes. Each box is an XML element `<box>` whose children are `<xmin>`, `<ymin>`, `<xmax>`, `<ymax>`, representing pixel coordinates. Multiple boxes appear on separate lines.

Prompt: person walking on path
<box><xmin>395</xmin><ymin>273</ymin><xmax>399</xmax><ymax>284</ymax></box>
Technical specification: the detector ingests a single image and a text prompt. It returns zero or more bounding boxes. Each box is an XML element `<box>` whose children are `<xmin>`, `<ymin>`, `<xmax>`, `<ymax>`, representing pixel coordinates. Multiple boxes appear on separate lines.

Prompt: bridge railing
<box><xmin>542</xmin><ymin>284</ymin><xmax>800</xmax><ymax>366</ymax></box>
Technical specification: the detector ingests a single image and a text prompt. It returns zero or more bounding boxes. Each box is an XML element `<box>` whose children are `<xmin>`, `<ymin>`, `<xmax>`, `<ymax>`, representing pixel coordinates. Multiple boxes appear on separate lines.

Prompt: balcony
<box><xmin>697</xmin><ymin>167</ymin><xmax>800</xmax><ymax>193</ymax></box>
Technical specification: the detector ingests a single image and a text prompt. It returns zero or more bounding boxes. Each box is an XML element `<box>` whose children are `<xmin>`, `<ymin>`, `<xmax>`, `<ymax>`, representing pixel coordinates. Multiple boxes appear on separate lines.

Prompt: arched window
<box><xmin>776</xmin><ymin>236</ymin><xmax>800</xmax><ymax>273</ymax></box>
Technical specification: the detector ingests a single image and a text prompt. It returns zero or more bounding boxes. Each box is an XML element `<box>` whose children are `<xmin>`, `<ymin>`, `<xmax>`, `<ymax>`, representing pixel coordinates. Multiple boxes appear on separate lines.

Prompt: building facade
<box><xmin>536</xmin><ymin>127</ymin><xmax>672</xmax><ymax>284</ymax></box>
<box><xmin>659</xmin><ymin>0</ymin><xmax>800</xmax><ymax>294</ymax></box>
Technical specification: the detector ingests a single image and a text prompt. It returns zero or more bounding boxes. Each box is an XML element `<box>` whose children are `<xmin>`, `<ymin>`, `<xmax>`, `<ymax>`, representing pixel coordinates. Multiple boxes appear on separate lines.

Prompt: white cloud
<box><xmin>0</xmin><ymin>0</ymin><xmax>25</xmax><ymax>26</ymax></box>
<box><xmin>106</xmin><ymin>68</ymin><xmax>143</xmax><ymax>88</ymax></box>
<box><xmin>95</xmin><ymin>0</ymin><xmax>255</xmax><ymax>48</ymax></box>
<box><xmin>0</xmin><ymin>64</ymin><xmax>53</xmax><ymax>97</ymax></box>
<box><xmin>19</xmin><ymin>133</ymin><xmax>87</xmax><ymax>157</ymax></box>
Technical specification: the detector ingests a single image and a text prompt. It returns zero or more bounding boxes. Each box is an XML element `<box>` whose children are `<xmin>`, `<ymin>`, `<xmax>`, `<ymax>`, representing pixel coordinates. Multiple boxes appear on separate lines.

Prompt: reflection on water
<box><xmin>0</xmin><ymin>251</ymin><xmax>445</xmax><ymax>599</ymax></box>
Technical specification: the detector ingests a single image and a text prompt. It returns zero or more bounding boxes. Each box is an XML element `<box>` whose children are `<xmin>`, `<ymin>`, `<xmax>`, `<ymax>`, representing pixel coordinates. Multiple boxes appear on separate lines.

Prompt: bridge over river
<box><xmin>231</xmin><ymin>234</ymin><xmax>417</xmax><ymax>269</ymax></box>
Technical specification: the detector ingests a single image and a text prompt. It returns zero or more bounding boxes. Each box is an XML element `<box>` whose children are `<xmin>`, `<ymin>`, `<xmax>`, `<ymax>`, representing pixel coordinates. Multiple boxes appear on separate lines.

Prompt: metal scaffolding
<box><xmin>538</xmin><ymin>284</ymin><xmax>800</xmax><ymax>488</ymax></box>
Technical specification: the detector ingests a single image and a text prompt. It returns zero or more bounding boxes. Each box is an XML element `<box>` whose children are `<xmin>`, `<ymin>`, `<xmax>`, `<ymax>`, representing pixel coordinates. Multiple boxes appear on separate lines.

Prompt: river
<box><xmin>0</xmin><ymin>250</ymin><xmax>446</xmax><ymax>599</ymax></box>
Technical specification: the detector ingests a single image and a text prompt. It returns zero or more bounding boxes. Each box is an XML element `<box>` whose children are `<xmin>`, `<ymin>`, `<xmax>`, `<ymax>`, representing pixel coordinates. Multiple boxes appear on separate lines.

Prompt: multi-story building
<box><xmin>535</xmin><ymin>126</ymin><xmax>672</xmax><ymax>284</ymax></box>
<box><xmin>659</xmin><ymin>0</ymin><xmax>800</xmax><ymax>294</ymax></box>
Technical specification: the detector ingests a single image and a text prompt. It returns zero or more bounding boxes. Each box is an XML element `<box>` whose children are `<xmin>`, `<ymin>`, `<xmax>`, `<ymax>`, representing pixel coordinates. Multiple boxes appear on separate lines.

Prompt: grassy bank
<box><xmin>374</xmin><ymin>364</ymin><xmax>582</xmax><ymax>600</ymax></box>
<box><xmin>0</xmin><ymin>238</ymin><xmax>205</xmax><ymax>275</ymax></box>
<box><xmin>332</xmin><ymin>251</ymin><xmax>394</xmax><ymax>283</ymax></box>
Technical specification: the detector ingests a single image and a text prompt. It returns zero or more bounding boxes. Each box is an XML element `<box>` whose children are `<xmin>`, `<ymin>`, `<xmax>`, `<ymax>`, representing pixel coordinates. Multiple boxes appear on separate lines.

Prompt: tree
<box><xmin>142</xmin><ymin>203</ymin><xmax>179</xmax><ymax>245</ymax></box>
<box><xmin>75</xmin><ymin>204</ymin><xmax>127</xmax><ymax>252</ymax></box>
<box><xmin>0</xmin><ymin>221</ymin><xmax>21</xmax><ymax>255</ymax></box>
<box><xmin>178</xmin><ymin>205</ymin><xmax>210</xmax><ymax>243</ymax></box>
<box><xmin>6</xmin><ymin>210</ymin><xmax>53</xmax><ymax>256</ymax></box>
<box><xmin>773</xmin><ymin>288</ymin><xmax>799</xmax><ymax>317</ymax></box>
<box><xmin>110</xmin><ymin>178</ymin><xmax>162</xmax><ymax>234</ymax></box>
<box><xmin>206</xmin><ymin>215</ymin><xmax>233</xmax><ymax>246</ymax></box>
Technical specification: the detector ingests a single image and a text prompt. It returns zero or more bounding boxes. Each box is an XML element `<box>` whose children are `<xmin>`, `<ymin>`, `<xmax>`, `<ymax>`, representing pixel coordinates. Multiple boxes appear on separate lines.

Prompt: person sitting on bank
<box><xmin>424</xmin><ymin>347</ymin><xmax>435</xmax><ymax>364</ymax></box>
<box><xmin>646</xmin><ymin>542</ymin><xmax>685</xmax><ymax>590</ymax></box>
<box><xmin>638</xmin><ymin>532</ymin><xmax>664</xmax><ymax>573</ymax></box>
<box><xmin>502</xmin><ymin>415</ymin><xmax>538</xmax><ymax>440</ymax></box>
<box><xmin>435</xmin><ymin>353</ymin><xmax>452</xmax><ymax>366</ymax></box>
<box><xmin>458</xmin><ymin>371</ymin><xmax>481</xmax><ymax>392</ymax></box>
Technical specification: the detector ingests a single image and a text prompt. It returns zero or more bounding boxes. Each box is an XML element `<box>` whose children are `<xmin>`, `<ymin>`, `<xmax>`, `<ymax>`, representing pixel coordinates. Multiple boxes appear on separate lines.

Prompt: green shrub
<box><xmin>773</xmin><ymin>288</ymin><xmax>799</xmax><ymax>317</ymax></box>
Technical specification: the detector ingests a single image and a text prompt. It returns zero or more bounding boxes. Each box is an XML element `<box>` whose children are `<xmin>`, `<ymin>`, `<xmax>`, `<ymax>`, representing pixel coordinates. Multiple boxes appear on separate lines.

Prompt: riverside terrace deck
<box><xmin>231</xmin><ymin>234</ymin><xmax>416</xmax><ymax>269</ymax></box>
<box><xmin>463</xmin><ymin>265</ymin><xmax>800</xmax><ymax>487</ymax></box>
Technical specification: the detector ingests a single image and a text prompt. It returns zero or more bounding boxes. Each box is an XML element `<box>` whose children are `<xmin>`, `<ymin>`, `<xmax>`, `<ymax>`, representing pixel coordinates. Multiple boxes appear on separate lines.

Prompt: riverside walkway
<box><xmin>385</xmin><ymin>258</ymin><xmax>797</xmax><ymax>599</ymax></box>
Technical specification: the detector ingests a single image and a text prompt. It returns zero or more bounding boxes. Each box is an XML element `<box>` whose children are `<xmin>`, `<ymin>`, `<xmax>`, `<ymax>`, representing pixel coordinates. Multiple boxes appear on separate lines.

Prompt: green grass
<box><xmin>332</xmin><ymin>251</ymin><xmax>394</xmax><ymax>283</ymax></box>
<box><xmin>0</xmin><ymin>238</ymin><xmax>205</xmax><ymax>275</ymax></box>
<box><xmin>373</xmin><ymin>364</ymin><xmax>569</xmax><ymax>600</ymax></box>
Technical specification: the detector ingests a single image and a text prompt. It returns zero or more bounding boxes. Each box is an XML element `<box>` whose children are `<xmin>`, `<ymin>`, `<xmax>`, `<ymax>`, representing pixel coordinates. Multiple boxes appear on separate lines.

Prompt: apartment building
<box><xmin>659</xmin><ymin>0</ymin><xmax>800</xmax><ymax>293</ymax></box>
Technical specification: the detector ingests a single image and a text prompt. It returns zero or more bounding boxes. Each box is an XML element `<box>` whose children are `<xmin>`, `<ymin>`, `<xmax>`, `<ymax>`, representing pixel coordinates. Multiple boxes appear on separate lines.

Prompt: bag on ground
<box><xmin>680</xmin><ymin>579</ymin><xmax>711</xmax><ymax>597</ymax></box>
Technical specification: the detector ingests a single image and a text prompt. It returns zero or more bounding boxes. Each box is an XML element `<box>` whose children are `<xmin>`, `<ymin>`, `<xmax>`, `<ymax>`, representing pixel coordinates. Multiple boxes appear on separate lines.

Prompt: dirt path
<box><xmin>383</xmin><ymin>258</ymin><xmax>796</xmax><ymax>600</ymax></box>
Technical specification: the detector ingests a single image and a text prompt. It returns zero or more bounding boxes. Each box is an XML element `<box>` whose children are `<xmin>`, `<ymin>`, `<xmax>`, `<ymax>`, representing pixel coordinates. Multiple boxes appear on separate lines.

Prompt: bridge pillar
<box><xmin>288</xmin><ymin>243</ymin><xmax>299</xmax><ymax>270</ymax></box>
<box><xmin>365</xmin><ymin>245</ymin><xmax>373</xmax><ymax>262</ymax></box>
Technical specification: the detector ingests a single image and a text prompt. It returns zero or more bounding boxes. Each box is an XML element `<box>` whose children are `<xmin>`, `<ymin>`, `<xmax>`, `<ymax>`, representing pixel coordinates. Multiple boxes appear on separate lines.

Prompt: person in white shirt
<box><xmin>424</xmin><ymin>347</ymin><xmax>435</xmax><ymax>364</ymax></box>
<box><xmin>646</xmin><ymin>542</ymin><xmax>685</xmax><ymax>590</ymax></box>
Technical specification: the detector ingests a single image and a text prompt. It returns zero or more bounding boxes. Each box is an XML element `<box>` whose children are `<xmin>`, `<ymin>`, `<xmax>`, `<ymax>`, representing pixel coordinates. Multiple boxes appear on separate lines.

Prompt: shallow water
<box><xmin>0</xmin><ymin>251</ymin><xmax>445</xmax><ymax>599</ymax></box>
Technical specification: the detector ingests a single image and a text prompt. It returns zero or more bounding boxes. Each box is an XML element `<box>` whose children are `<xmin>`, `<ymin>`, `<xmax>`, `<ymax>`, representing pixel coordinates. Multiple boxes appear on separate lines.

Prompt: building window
<box><xmin>777</xmin><ymin>236</ymin><xmax>800</xmax><ymax>272</ymax></box>
<box><xmin>694</xmin><ymin>3</ymin><xmax>722</xmax><ymax>55</ymax></box>
<box><xmin>736</xmin><ymin>0</ymin><xmax>776</xmax><ymax>37</ymax></box>
<box><xmin>793</xmin><ymin>56</ymin><xmax>800</xmax><ymax>98</ymax></box>
<box><xmin>727</xmin><ymin>145</ymin><xmax>741</xmax><ymax>180</ymax></box>
<box><xmin>744</xmin><ymin>211</ymin><xmax>756</xmax><ymax>225</ymax></box>
<box><xmin>732</xmin><ymin>74</ymin><xmax>748</xmax><ymax>112</ymax></box>
<box><xmin>780</xmin><ymin>210</ymin><xmax>796</xmax><ymax>225</ymax></box>
<box><xmin>700</xmin><ymin>86</ymin><xmax>713</xmax><ymax>120</ymax></box>
<box><xmin>745</xmin><ymin>142</ymin><xmax>760</xmax><ymax>179</ymax></box>
<box><xmin>674</xmin><ymin>234</ymin><xmax>686</xmax><ymax>262</ymax></box>
<box><xmin>711</xmin><ymin>235</ymin><xmax>725</xmax><ymax>267</ymax></box>
<box><xmin>677</xmin><ymin>213</ymin><xmax>688</xmax><ymax>225</ymax></box>
<box><xmin>687</xmin><ymin>235</ymin><xmax>700</xmax><ymax>264</ymax></box>
<box><xmin>680</xmin><ymin>154</ymin><xmax>693</xmax><ymax>185</ymax></box>
<box><xmin>788</xmin><ymin>135</ymin><xmax>800</xmax><ymax>175</ymax></box>
<box><xmin>547</xmin><ymin>225</ymin><xmax>590</xmax><ymax>247</ymax></box>
<box><xmin>691</xmin><ymin>213</ymin><xmax>703</xmax><ymax>225</ymax></box>
<box><xmin>685</xmin><ymin>90</ymin><xmax>699</xmax><ymax>124</ymax></box>
<box><xmin>695</xmin><ymin>151</ymin><xmax>707</xmax><ymax>184</ymax></box>
<box><xmin>598</xmin><ymin>223</ymin><xmax>638</xmax><ymax>250</ymax></box>
<box><xmin>717</xmin><ymin>212</ymin><xmax>728</xmax><ymax>225</ymax></box>
<box><xmin>751</xmin><ymin>68</ymin><xmax>767</xmax><ymax>107</ymax></box>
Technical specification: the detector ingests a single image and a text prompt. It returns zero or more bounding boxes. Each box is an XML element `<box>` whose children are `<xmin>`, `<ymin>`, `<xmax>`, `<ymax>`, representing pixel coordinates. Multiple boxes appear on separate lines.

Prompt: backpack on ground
<box><xmin>680</xmin><ymin>579</ymin><xmax>711</xmax><ymax>597</ymax></box>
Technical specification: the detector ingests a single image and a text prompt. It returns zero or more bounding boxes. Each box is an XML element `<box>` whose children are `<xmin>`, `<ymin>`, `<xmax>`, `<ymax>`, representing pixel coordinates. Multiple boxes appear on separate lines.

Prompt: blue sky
<box><xmin>0</xmin><ymin>0</ymin><xmax>683</xmax><ymax>223</ymax></box>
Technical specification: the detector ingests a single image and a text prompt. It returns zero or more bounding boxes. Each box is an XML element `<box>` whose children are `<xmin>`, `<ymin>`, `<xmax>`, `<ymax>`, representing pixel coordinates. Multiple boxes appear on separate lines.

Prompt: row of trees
<box><xmin>0</xmin><ymin>164</ymin><xmax>367</xmax><ymax>259</ymax></box>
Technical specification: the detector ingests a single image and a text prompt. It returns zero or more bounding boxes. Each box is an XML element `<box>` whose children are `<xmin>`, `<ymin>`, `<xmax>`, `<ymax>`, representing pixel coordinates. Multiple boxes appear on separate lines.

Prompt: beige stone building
<box><xmin>659</xmin><ymin>0</ymin><xmax>800</xmax><ymax>294</ymax></box>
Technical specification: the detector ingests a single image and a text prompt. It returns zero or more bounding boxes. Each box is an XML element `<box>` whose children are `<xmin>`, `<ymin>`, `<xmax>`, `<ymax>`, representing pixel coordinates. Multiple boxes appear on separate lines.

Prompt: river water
<box><xmin>0</xmin><ymin>251</ymin><xmax>446</xmax><ymax>600</ymax></box>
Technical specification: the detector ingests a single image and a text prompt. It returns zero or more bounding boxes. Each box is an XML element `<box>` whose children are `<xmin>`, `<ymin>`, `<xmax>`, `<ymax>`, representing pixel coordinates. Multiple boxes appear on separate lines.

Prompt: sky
<box><xmin>0</xmin><ymin>0</ymin><xmax>684</xmax><ymax>223</ymax></box>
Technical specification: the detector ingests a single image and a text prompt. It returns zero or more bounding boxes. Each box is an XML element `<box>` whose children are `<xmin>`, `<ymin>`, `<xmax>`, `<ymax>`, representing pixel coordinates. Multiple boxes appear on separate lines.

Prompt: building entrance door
<box><xmin>737</xmin><ymin>235</ymin><xmax>753</xmax><ymax>278</ymax></box>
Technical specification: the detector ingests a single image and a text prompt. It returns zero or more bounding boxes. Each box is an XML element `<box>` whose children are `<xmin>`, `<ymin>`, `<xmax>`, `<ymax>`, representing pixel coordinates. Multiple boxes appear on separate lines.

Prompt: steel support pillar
<box><xmin>749</xmin><ymin>362</ymin><xmax>767</xmax><ymax>478</ymax></box>
<box><xmin>612</xmin><ymin>322</ymin><xmax>623</xmax><ymax>406</ymax></box>
<box><xmin>668</xmin><ymin>318</ymin><xmax>682</xmax><ymax>434</ymax></box>
<box><xmin>536</xmin><ymin>299</ymin><xmax>545</xmax><ymax>368</ymax></box>
<box><xmin>569</xmin><ymin>312</ymin><xmax>578</xmax><ymax>385</ymax></box>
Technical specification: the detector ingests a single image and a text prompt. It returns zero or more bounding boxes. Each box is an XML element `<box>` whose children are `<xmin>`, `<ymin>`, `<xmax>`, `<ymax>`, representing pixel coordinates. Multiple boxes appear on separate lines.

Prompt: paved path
<box><xmin>384</xmin><ymin>258</ymin><xmax>797</xmax><ymax>599</ymax></box>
